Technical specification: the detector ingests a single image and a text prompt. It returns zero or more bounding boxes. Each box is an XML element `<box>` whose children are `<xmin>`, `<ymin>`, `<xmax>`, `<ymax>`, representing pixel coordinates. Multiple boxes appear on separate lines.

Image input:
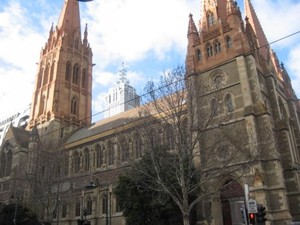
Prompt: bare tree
<box><xmin>26</xmin><ymin>139</ymin><xmax>69</xmax><ymax>225</ymax></box>
<box><xmin>126</xmin><ymin>66</ymin><xmax>257</xmax><ymax>225</ymax></box>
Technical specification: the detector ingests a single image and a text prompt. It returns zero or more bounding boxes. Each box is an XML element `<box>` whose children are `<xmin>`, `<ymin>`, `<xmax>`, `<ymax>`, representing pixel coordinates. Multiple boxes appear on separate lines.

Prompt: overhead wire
<box><xmin>2</xmin><ymin>29</ymin><xmax>300</xmax><ymax>141</ymax></box>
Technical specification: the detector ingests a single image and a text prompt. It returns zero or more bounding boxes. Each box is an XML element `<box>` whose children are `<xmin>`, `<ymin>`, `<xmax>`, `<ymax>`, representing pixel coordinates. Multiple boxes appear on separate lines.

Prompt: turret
<box><xmin>244</xmin><ymin>0</ymin><xmax>269</xmax><ymax>61</ymax></box>
<box><xmin>27</xmin><ymin>126</ymin><xmax>39</xmax><ymax>174</ymax></box>
<box><xmin>186</xmin><ymin>14</ymin><xmax>199</xmax><ymax>75</ymax></box>
<box><xmin>226</xmin><ymin>0</ymin><xmax>243</xmax><ymax>26</ymax></box>
<box><xmin>28</xmin><ymin>0</ymin><xmax>93</xmax><ymax>130</ymax></box>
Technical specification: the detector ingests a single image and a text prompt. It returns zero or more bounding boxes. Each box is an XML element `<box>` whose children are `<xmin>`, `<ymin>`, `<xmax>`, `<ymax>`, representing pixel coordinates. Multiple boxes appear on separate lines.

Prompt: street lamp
<box><xmin>77</xmin><ymin>181</ymin><xmax>98</xmax><ymax>225</ymax></box>
<box><xmin>85</xmin><ymin>181</ymin><xmax>98</xmax><ymax>189</ymax></box>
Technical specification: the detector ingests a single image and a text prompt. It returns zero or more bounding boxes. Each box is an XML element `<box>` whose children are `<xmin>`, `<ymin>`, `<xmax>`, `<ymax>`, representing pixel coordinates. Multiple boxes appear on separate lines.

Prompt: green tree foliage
<box><xmin>0</xmin><ymin>202</ymin><xmax>41</xmax><ymax>225</ymax></box>
<box><xmin>115</xmin><ymin>175</ymin><xmax>183</xmax><ymax>225</ymax></box>
<box><xmin>115</xmin><ymin>146</ymin><xmax>197</xmax><ymax>225</ymax></box>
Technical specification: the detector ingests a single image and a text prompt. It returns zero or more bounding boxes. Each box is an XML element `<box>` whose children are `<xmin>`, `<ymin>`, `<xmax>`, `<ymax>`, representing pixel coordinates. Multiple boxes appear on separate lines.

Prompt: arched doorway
<box><xmin>220</xmin><ymin>180</ymin><xmax>246</xmax><ymax>225</ymax></box>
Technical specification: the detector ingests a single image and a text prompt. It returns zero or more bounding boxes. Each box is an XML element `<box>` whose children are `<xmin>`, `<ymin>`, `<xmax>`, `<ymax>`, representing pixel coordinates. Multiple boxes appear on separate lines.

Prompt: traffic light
<box><xmin>249</xmin><ymin>213</ymin><xmax>256</xmax><ymax>224</ymax></box>
<box><xmin>257</xmin><ymin>205</ymin><xmax>267</xmax><ymax>224</ymax></box>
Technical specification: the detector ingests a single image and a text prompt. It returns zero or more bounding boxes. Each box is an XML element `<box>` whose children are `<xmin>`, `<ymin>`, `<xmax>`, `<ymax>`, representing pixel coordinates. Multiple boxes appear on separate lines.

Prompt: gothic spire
<box><xmin>244</xmin><ymin>0</ymin><xmax>269</xmax><ymax>60</ymax></box>
<box><xmin>227</xmin><ymin>0</ymin><xmax>240</xmax><ymax>15</ymax></box>
<box><xmin>83</xmin><ymin>23</ymin><xmax>88</xmax><ymax>46</ymax></box>
<box><xmin>57</xmin><ymin>0</ymin><xmax>81</xmax><ymax>37</ymax></box>
<box><xmin>187</xmin><ymin>13</ymin><xmax>199</xmax><ymax>36</ymax></box>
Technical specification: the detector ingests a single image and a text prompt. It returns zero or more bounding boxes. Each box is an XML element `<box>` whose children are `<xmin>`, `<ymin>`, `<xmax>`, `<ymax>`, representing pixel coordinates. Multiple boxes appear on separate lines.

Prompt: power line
<box><xmin>2</xmin><ymin>29</ymin><xmax>300</xmax><ymax>141</ymax></box>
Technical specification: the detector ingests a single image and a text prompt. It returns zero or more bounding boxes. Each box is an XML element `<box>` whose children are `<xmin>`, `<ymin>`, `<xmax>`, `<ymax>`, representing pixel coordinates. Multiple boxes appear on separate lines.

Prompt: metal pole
<box><xmin>13</xmin><ymin>197</ymin><xmax>17</xmax><ymax>225</ymax></box>
<box><xmin>106</xmin><ymin>187</ymin><xmax>108</xmax><ymax>225</ymax></box>
<box><xmin>56</xmin><ymin>199</ymin><xmax>60</xmax><ymax>225</ymax></box>
<box><xmin>109</xmin><ymin>191</ymin><xmax>112</xmax><ymax>225</ymax></box>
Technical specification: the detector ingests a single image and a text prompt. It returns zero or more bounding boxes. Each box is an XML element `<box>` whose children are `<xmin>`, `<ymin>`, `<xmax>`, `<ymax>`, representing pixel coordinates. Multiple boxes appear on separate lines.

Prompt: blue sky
<box><xmin>0</xmin><ymin>0</ymin><xmax>300</xmax><ymax>122</ymax></box>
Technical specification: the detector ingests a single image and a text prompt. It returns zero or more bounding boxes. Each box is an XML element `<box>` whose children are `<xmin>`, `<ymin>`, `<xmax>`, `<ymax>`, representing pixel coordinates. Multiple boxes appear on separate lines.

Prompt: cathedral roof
<box><xmin>57</xmin><ymin>0</ymin><xmax>81</xmax><ymax>35</ymax></box>
<box><xmin>65</xmin><ymin>107</ymin><xmax>141</xmax><ymax>147</ymax></box>
<box><xmin>3</xmin><ymin>126</ymin><xmax>30</xmax><ymax>148</ymax></box>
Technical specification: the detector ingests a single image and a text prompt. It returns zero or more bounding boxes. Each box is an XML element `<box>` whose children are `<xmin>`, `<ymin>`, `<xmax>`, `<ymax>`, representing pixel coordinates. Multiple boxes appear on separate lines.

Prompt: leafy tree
<box><xmin>0</xmin><ymin>202</ymin><xmax>40</xmax><ymax>225</ymax></box>
<box><xmin>115</xmin><ymin>147</ymin><xmax>190</xmax><ymax>225</ymax></box>
<box><xmin>115</xmin><ymin>146</ymin><xmax>197</xmax><ymax>225</ymax></box>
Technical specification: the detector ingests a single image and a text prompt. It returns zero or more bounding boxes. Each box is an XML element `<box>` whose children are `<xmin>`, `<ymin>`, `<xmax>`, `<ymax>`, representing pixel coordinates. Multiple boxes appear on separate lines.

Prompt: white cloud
<box><xmin>0</xmin><ymin>1</ymin><xmax>46</xmax><ymax>120</ymax></box>
<box><xmin>83</xmin><ymin>0</ymin><xmax>198</xmax><ymax>67</ymax></box>
<box><xmin>250</xmin><ymin>0</ymin><xmax>300</xmax><ymax>97</ymax></box>
<box><xmin>252</xmin><ymin>0</ymin><xmax>300</xmax><ymax>47</ymax></box>
<box><xmin>0</xmin><ymin>0</ymin><xmax>299</xmax><ymax>121</ymax></box>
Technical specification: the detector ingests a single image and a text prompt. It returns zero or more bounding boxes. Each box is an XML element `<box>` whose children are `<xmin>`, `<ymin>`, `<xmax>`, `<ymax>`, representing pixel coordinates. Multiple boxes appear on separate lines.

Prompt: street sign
<box><xmin>247</xmin><ymin>199</ymin><xmax>258</xmax><ymax>213</ymax></box>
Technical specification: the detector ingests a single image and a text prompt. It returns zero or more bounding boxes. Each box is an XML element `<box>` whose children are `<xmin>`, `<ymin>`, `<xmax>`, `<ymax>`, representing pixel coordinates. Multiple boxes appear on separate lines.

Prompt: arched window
<box><xmin>61</xmin><ymin>202</ymin><xmax>67</xmax><ymax>218</ymax></box>
<box><xmin>75</xmin><ymin>200</ymin><xmax>81</xmax><ymax>217</ymax></box>
<box><xmin>0</xmin><ymin>152</ymin><xmax>6</xmax><ymax>178</ymax></box>
<box><xmin>207</xmin><ymin>44</ymin><xmax>213</xmax><ymax>57</ymax></box>
<box><xmin>120</xmin><ymin>137</ymin><xmax>129</xmax><ymax>163</ymax></box>
<box><xmin>196</xmin><ymin>49</ymin><xmax>202</xmax><ymax>61</ymax></box>
<box><xmin>74</xmin><ymin>152</ymin><xmax>80</xmax><ymax>173</ymax></box>
<box><xmin>84</xmin><ymin>149</ymin><xmax>90</xmax><ymax>171</ymax></box>
<box><xmin>211</xmin><ymin>98</ymin><xmax>219</xmax><ymax>117</ymax></box>
<box><xmin>115</xmin><ymin>195</ymin><xmax>122</xmax><ymax>213</ymax></box>
<box><xmin>5</xmin><ymin>149</ymin><xmax>12</xmax><ymax>176</ymax></box>
<box><xmin>279</xmin><ymin>98</ymin><xmax>287</xmax><ymax>120</ymax></box>
<box><xmin>181</xmin><ymin>118</ymin><xmax>189</xmax><ymax>143</ymax></box>
<box><xmin>226</xmin><ymin>36</ymin><xmax>232</xmax><ymax>48</ymax></box>
<box><xmin>108</xmin><ymin>142</ymin><xmax>114</xmax><ymax>166</ymax></box>
<box><xmin>0</xmin><ymin>145</ymin><xmax>13</xmax><ymax>177</ymax></box>
<box><xmin>82</xmin><ymin>69</ymin><xmax>87</xmax><ymax>88</ymax></box>
<box><xmin>71</xmin><ymin>97</ymin><xmax>78</xmax><ymax>115</ymax></box>
<box><xmin>86</xmin><ymin>196</ymin><xmax>93</xmax><ymax>215</ymax></box>
<box><xmin>225</xmin><ymin>93</ymin><xmax>234</xmax><ymax>113</ymax></box>
<box><xmin>65</xmin><ymin>61</ymin><xmax>71</xmax><ymax>81</ymax></box>
<box><xmin>215</xmin><ymin>41</ymin><xmax>221</xmax><ymax>54</ymax></box>
<box><xmin>213</xmin><ymin>74</ymin><xmax>224</xmax><ymax>89</ymax></box>
<box><xmin>42</xmin><ymin>64</ymin><xmax>50</xmax><ymax>86</ymax></box>
<box><xmin>207</xmin><ymin>12</ymin><xmax>215</xmax><ymax>27</ymax></box>
<box><xmin>165</xmin><ymin>124</ymin><xmax>175</xmax><ymax>150</ymax></box>
<box><xmin>96</xmin><ymin>144</ymin><xmax>104</xmax><ymax>168</ymax></box>
<box><xmin>62</xmin><ymin>158</ymin><xmax>69</xmax><ymax>176</ymax></box>
<box><xmin>72</xmin><ymin>63</ymin><xmax>80</xmax><ymax>85</ymax></box>
<box><xmin>134</xmin><ymin>134</ymin><xmax>142</xmax><ymax>159</ymax></box>
<box><xmin>102</xmin><ymin>194</ymin><xmax>108</xmax><ymax>214</ymax></box>
<box><xmin>50</xmin><ymin>62</ymin><xmax>55</xmax><ymax>82</ymax></box>
<box><xmin>148</xmin><ymin>128</ymin><xmax>160</xmax><ymax>149</ymax></box>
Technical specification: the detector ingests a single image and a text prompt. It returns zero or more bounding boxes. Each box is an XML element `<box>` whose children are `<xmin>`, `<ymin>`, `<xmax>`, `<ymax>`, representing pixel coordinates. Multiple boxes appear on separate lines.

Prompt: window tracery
<box><xmin>72</xmin><ymin>63</ymin><xmax>80</xmax><ymax>85</ymax></box>
<box><xmin>211</xmin><ymin>98</ymin><xmax>219</xmax><ymax>117</ymax></box>
<box><xmin>225</xmin><ymin>93</ymin><xmax>234</xmax><ymax>113</ymax></box>
<box><xmin>71</xmin><ymin>96</ymin><xmax>78</xmax><ymax>115</ymax></box>
<box><xmin>226</xmin><ymin>36</ymin><xmax>232</xmax><ymax>48</ymax></box>
<box><xmin>65</xmin><ymin>61</ymin><xmax>71</xmax><ymax>81</ymax></box>
<box><xmin>214</xmin><ymin>41</ymin><xmax>221</xmax><ymax>54</ymax></box>
<box><xmin>0</xmin><ymin>144</ymin><xmax>12</xmax><ymax>177</ymax></box>
<box><xmin>207</xmin><ymin>44</ymin><xmax>213</xmax><ymax>57</ymax></box>
<box><xmin>196</xmin><ymin>49</ymin><xmax>202</xmax><ymax>61</ymax></box>
<box><xmin>207</xmin><ymin>11</ymin><xmax>215</xmax><ymax>27</ymax></box>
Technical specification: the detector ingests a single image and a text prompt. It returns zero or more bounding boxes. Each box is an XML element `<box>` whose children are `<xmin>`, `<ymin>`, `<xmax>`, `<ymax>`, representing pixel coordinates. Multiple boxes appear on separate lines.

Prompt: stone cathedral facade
<box><xmin>0</xmin><ymin>0</ymin><xmax>299</xmax><ymax>225</ymax></box>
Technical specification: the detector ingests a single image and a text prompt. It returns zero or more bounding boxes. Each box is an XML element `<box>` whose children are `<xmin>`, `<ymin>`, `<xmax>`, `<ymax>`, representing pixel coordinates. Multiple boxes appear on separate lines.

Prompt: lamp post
<box><xmin>102</xmin><ymin>183</ymin><xmax>111</xmax><ymax>225</ymax></box>
<box><xmin>78</xmin><ymin>180</ymin><xmax>98</xmax><ymax>225</ymax></box>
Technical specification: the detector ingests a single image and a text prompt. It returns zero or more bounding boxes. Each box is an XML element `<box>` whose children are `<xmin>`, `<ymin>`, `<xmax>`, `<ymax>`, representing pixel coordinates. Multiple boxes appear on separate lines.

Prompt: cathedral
<box><xmin>0</xmin><ymin>0</ymin><xmax>299</xmax><ymax>225</ymax></box>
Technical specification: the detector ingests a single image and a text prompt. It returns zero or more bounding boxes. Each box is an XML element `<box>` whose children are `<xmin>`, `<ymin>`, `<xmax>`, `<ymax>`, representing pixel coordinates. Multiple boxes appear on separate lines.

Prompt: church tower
<box><xmin>186</xmin><ymin>0</ymin><xmax>300</xmax><ymax>224</ymax></box>
<box><xmin>28</xmin><ymin>0</ymin><xmax>93</xmax><ymax>141</ymax></box>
